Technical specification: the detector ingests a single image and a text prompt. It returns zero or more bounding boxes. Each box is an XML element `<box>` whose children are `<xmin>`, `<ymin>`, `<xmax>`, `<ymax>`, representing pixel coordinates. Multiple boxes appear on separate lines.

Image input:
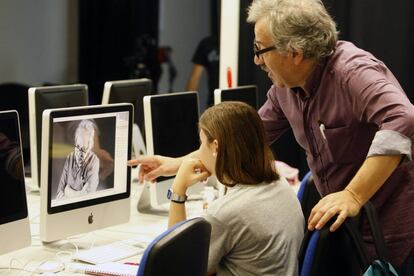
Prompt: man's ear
<box><xmin>291</xmin><ymin>50</ymin><xmax>304</xmax><ymax>65</ymax></box>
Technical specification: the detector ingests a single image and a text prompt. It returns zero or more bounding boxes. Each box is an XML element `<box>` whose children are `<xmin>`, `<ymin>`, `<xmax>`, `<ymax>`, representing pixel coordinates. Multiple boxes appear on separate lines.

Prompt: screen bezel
<box><xmin>46</xmin><ymin>104</ymin><xmax>133</xmax><ymax>214</ymax></box>
<box><xmin>0</xmin><ymin>110</ymin><xmax>29</xmax><ymax>224</ymax></box>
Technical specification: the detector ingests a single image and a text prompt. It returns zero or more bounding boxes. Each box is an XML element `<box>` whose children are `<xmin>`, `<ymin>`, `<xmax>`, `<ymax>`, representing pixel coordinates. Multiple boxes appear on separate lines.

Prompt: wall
<box><xmin>158</xmin><ymin>0</ymin><xmax>210</xmax><ymax>110</ymax></box>
<box><xmin>0</xmin><ymin>0</ymin><xmax>78</xmax><ymax>86</ymax></box>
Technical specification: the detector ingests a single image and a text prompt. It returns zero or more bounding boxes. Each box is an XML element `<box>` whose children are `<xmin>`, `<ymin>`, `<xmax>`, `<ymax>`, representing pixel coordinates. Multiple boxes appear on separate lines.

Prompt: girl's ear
<box><xmin>213</xmin><ymin>139</ymin><xmax>219</xmax><ymax>155</ymax></box>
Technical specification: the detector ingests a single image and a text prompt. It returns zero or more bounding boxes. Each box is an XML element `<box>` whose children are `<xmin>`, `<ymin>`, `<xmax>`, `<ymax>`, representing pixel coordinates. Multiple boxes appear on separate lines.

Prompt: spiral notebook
<box><xmin>70</xmin><ymin>262</ymin><xmax>139</xmax><ymax>276</ymax></box>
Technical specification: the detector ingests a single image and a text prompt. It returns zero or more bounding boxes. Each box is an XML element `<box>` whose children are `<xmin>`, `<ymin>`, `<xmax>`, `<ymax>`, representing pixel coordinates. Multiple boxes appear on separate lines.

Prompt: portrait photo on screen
<box><xmin>50</xmin><ymin>117</ymin><xmax>116</xmax><ymax>201</ymax></box>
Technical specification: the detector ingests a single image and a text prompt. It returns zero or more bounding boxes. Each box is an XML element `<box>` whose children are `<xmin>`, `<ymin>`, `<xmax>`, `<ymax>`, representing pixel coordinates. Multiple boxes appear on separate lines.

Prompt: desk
<box><xmin>0</xmin><ymin>175</ymin><xmax>204</xmax><ymax>275</ymax></box>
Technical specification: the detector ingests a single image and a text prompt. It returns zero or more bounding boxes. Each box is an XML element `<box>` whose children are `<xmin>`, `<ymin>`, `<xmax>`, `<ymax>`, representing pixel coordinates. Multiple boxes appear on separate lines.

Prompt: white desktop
<box><xmin>102</xmin><ymin>78</ymin><xmax>152</xmax><ymax>157</ymax></box>
<box><xmin>138</xmin><ymin>92</ymin><xmax>204</xmax><ymax>214</ymax></box>
<box><xmin>28</xmin><ymin>84</ymin><xmax>89</xmax><ymax>188</ymax></box>
<box><xmin>40</xmin><ymin>104</ymin><xmax>133</xmax><ymax>243</ymax></box>
<box><xmin>0</xmin><ymin>110</ymin><xmax>31</xmax><ymax>255</ymax></box>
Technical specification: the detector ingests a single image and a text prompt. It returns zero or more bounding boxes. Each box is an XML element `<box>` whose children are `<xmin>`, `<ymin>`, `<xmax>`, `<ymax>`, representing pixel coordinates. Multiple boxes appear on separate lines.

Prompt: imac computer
<box><xmin>214</xmin><ymin>85</ymin><xmax>258</xmax><ymax>109</ymax></box>
<box><xmin>102</xmin><ymin>78</ymin><xmax>152</xmax><ymax>157</ymax></box>
<box><xmin>29</xmin><ymin>84</ymin><xmax>89</xmax><ymax>188</ymax></box>
<box><xmin>40</xmin><ymin>104</ymin><xmax>133</xmax><ymax>242</ymax></box>
<box><xmin>138</xmin><ymin>92</ymin><xmax>204</xmax><ymax>214</ymax></box>
<box><xmin>0</xmin><ymin>110</ymin><xmax>31</xmax><ymax>255</ymax></box>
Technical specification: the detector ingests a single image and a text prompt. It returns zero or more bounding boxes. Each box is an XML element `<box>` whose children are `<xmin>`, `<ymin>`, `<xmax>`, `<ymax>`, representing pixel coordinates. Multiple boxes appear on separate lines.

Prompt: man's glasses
<box><xmin>254</xmin><ymin>41</ymin><xmax>276</xmax><ymax>59</ymax></box>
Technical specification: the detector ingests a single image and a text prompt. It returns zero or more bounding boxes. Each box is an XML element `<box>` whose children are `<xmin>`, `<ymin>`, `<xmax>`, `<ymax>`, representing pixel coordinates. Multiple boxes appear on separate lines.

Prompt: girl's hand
<box><xmin>172</xmin><ymin>158</ymin><xmax>211</xmax><ymax>194</ymax></box>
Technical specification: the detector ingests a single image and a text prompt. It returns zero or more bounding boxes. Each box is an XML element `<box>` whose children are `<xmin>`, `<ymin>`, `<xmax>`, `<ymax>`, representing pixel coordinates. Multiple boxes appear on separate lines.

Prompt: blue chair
<box><xmin>137</xmin><ymin>217</ymin><xmax>211</xmax><ymax>276</ymax></box>
<box><xmin>297</xmin><ymin>172</ymin><xmax>321</xmax><ymax>225</ymax></box>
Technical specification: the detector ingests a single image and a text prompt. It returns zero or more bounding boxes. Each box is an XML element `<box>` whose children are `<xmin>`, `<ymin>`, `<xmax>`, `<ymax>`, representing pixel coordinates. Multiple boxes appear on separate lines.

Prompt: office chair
<box><xmin>297</xmin><ymin>172</ymin><xmax>321</xmax><ymax>224</ymax></box>
<box><xmin>298</xmin><ymin>218</ymin><xmax>362</xmax><ymax>276</ymax></box>
<box><xmin>0</xmin><ymin>83</ymin><xmax>31</xmax><ymax>174</ymax></box>
<box><xmin>137</xmin><ymin>217</ymin><xmax>211</xmax><ymax>276</ymax></box>
<box><xmin>298</xmin><ymin>201</ymin><xmax>394</xmax><ymax>276</ymax></box>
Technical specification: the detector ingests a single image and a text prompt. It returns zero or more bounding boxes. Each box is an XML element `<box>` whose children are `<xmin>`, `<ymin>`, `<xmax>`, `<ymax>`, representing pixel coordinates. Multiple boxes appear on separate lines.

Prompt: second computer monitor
<box><xmin>214</xmin><ymin>85</ymin><xmax>258</xmax><ymax>109</ymax></box>
<box><xmin>28</xmin><ymin>84</ymin><xmax>89</xmax><ymax>188</ymax></box>
<box><xmin>102</xmin><ymin>78</ymin><xmax>152</xmax><ymax>157</ymax></box>
<box><xmin>139</xmin><ymin>92</ymin><xmax>202</xmax><ymax>214</ymax></box>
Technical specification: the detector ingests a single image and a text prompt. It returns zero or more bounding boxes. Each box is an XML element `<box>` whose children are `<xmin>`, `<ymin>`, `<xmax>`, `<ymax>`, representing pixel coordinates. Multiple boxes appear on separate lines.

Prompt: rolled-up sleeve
<box><xmin>346</xmin><ymin>62</ymin><xmax>414</xmax><ymax>161</ymax></box>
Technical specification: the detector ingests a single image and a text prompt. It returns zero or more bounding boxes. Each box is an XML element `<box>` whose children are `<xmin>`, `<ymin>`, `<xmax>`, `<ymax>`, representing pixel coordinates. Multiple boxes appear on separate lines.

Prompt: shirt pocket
<box><xmin>323</xmin><ymin>125</ymin><xmax>359</xmax><ymax>164</ymax></box>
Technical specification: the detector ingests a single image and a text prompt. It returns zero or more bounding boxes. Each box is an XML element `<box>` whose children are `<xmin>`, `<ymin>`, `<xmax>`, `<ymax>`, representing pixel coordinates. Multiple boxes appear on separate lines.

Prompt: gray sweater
<box><xmin>203</xmin><ymin>178</ymin><xmax>304</xmax><ymax>276</ymax></box>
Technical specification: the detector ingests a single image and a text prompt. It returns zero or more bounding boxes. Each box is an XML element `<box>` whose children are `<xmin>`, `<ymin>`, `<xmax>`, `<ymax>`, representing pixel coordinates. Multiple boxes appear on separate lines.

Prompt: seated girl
<box><xmin>167</xmin><ymin>102</ymin><xmax>304</xmax><ymax>275</ymax></box>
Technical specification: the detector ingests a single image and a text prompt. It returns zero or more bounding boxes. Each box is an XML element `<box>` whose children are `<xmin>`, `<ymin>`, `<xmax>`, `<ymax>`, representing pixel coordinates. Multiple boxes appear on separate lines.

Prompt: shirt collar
<box><xmin>291</xmin><ymin>57</ymin><xmax>327</xmax><ymax>100</ymax></box>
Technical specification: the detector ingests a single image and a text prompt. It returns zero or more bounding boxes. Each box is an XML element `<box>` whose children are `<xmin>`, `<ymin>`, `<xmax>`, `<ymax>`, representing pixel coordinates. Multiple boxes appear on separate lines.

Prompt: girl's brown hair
<box><xmin>199</xmin><ymin>101</ymin><xmax>278</xmax><ymax>186</ymax></box>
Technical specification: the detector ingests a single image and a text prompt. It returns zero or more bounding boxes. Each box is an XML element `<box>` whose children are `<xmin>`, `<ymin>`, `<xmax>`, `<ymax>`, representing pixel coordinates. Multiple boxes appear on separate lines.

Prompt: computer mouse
<box><xmin>36</xmin><ymin>260</ymin><xmax>64</xmax><ymax>273</ymax></box>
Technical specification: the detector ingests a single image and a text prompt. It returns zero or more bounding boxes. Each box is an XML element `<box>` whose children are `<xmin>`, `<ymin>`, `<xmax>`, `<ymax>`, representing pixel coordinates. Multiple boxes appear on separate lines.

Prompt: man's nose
<box><xmin>254</xmin><ymin>54</ymin><xmax>263</xmax><ymax>66</ymax></box>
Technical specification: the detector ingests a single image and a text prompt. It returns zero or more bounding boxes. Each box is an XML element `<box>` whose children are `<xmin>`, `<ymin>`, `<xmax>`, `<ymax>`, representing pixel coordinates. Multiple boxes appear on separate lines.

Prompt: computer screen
<box><xmin>28</xmin><ymin>84</ymin><xmax>89</xmax><ymax>188</ymax></box>
<box><xmin>214</xmin><ymin>85</ymin><xmax>258</xmax><ymax>109</ymax></box>
<box><xmin>40</xmin><ymin>104</ymin><xmax>133</xmax><ymax>242</ymax></box>
<box><xmin>138</xmin><ymin>92</ymin><xmax>203</xmax><ymax>214</ymax></box>
<box><xmin>0</xmin><ymin>110</ymin><xmax>31</xmax><ymax>255</ymax></box>
<box><xmin>102</xmin><ymin>78</ymin><xmax>152</xmax><ymax>156</ymax></box>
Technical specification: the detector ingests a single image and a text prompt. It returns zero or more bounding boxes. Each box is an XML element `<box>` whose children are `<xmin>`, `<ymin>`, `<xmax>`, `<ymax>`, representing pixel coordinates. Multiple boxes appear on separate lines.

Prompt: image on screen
<box><xmin>0</xmin><ymin>112</ymin><xmax>28</xmax><ymax>225</ymax></box>
<box><xmin>48</xmin><ymin>111</ymin><xmax>130</xmax><ymax>210</ymax></box>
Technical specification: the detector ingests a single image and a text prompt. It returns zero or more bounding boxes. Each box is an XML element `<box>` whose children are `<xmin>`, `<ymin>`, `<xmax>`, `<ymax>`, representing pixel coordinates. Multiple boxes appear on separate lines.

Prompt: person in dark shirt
<box><xmin>186</xmin><ymin>36</ymin><xmax>219</xmax><ymax>107</ymax></box>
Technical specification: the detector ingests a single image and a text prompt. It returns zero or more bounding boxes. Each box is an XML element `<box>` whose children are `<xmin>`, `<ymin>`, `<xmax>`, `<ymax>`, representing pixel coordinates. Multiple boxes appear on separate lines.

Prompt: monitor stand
<box><xmin>137</xmin><ymin>182</ymin><xmax>168</xmax><ymax>215</ymax></box>
<box><xmin>132</xmin><ymin>123</ymin><xmax>146</xmax><ymax>157</ymax></box>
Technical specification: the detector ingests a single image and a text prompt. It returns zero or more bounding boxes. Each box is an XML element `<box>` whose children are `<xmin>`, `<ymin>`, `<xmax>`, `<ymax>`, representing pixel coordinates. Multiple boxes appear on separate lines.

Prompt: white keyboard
<box><xmin>74</xmin><ymin>239</ymin><xmax>147</xmax><ymax>264</ymax></box>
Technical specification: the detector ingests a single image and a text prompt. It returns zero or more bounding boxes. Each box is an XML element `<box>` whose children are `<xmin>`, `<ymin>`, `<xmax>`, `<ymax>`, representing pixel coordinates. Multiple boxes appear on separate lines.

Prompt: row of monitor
<box><xmin>1</xmin><ymin>80</ymin><xmax>258</xmax><ymax>256</ymax></box>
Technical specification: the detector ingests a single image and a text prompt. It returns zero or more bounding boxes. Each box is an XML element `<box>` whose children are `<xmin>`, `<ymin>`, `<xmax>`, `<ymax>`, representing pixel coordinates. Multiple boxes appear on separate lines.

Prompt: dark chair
<box><xmin>298</xmin><ymin>202</ymin><xmax>392</xmax><ymax>276</ymax></box>
<box><xmin>137</xmin><ymin>217</ymin><xmax>211</xmax><ymax>276</ymax></box>
<box><xmin>0</xmin><ymin>83</ymin><xmax>30</xmax><ymax>174</ymax></box>
<box><xmin>297</xmin><ymin>172</ymin><xmax>321</xmax><ymax>224</ymax></box>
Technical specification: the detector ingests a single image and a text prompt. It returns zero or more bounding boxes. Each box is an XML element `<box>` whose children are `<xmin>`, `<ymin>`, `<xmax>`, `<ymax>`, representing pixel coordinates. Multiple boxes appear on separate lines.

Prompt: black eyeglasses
<box><xmin>253</xmin><ymin>41</ymin><xmax>276</xmax><ymax>59</ymax></box>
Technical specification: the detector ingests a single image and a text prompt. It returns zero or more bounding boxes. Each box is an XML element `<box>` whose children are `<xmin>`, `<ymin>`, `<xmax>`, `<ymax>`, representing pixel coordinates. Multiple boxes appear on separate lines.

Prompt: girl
<box><xmin>168</xmin><ymin>102</ymin><xmax>304</xmax><ymax>276</ymax></box>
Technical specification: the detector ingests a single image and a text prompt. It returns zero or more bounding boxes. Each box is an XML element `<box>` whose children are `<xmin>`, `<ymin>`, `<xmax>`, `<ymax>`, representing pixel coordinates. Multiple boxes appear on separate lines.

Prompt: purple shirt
<box><xmin>259</xmin><ymin>41</ymin><xmax>414</xmax><ymax>266</ymax></box>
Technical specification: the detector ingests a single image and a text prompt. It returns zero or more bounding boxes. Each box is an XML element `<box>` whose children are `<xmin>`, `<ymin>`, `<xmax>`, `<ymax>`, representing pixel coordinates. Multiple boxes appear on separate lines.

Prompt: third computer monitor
<box><xmin>139</xmin><ymin>91</ymin><xmax>203</xmax><ymax>214</ymax></box>
<box><xmin>29</xmin><ymin>84</ymin><xmax>89</xmax><ymax>188</ymax></box>
<box><xmin>214</xmin><ymin>85</ymin><xmax>258</xmax><ymax>109</ymax></box>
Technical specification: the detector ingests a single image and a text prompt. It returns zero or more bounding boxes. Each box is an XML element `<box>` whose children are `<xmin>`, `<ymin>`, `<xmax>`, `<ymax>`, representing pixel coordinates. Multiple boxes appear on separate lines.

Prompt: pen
<box><xmin>318</xmin><ymin>121</ymin><xmax>327</xmax><ymax>140</ymax></box>
<box><xmin>124</xmin><ymin>262</ymin><xmax>139</xmax><ymax>266</ymax></box>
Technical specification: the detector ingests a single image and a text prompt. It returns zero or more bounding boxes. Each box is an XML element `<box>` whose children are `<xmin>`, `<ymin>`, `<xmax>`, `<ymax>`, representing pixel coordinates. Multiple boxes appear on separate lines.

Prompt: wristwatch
<box><xmin>167</xmin><ymin>188</ymin><xmax>187</xmax><ymax>204</ymax></box>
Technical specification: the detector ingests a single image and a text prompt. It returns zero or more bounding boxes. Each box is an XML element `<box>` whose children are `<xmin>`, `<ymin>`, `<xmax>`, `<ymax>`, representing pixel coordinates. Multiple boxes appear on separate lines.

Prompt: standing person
<box><xmin>56</xmin><ymin>120</ymin><xmax>100</xmax><ymax>199</ymax></box>
<box><xmin>167</xmin><ymin>102</ymin><xmax>304</xmax><ymax>275</ymax></box>
<box><xmin>246</xmin><ymin>0</ymin><xmax>414</xmax><ymax>273</ymax></box>
<box><xmin>186</xmin><ymin>35</ymin><xmax>219</xmax><ymax>107</ymax></box>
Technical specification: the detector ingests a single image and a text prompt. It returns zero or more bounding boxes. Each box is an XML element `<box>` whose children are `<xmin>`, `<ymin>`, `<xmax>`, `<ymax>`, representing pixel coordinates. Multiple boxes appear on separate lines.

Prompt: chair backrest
<box><xmin>298</xmin><ymin>219</ymin><xmax>362</xmax><ymax>276</ymax></box>
<box><xmin>297</xmin><ymin>172</ymin><xmax>321</xmax><ymax>223</ymax></box>
<box><xmin>298</xmin><ymin>202</ymin><xmax>389</xmax><ymax>276</ymax></box>
<box><xmin>137</xmin><ymin>217</ymin><xmax>212</xmax><ymax>276</ymax></box>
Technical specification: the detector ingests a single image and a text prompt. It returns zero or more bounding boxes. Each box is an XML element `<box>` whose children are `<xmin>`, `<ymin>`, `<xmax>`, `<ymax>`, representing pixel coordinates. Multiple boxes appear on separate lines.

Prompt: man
<box><xmin>129</xmin><ymin>0</ymin><xmax>414</xmax><ymax>272</ymax></box>
<box><xmin>247</xmin><ymin>0</ymin><xmax>414</xmax><ymax>272</ymax></box>
<box><xmin>56</xmin><ymin>120</ymin><xmax>100</xmax><ymax>199</ymax></box>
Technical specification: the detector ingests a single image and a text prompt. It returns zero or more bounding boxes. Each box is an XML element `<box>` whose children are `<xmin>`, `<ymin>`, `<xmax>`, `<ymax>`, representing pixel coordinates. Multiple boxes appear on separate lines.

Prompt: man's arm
<box><xmin>308</xmin><ymin>154</ymin><xmax>402</xmax><ymax>231</ymax></box>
